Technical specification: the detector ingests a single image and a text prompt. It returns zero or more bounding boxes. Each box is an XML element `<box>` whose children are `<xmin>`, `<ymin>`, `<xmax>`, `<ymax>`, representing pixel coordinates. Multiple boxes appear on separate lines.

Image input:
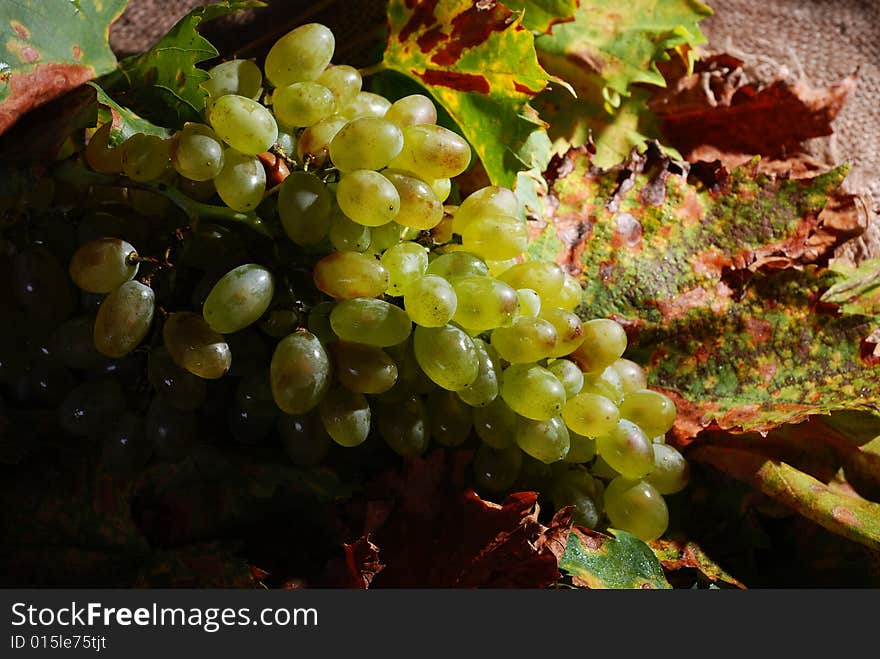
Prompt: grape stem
<box><xmin>358</xmin><ymin>62</ymin><xmax>387</xmax><ymax>78</ymax></box>
<box><xmin>50</xmin><ymin>159</ymin><xmax>273</xmax><ymax>237</ymax></box>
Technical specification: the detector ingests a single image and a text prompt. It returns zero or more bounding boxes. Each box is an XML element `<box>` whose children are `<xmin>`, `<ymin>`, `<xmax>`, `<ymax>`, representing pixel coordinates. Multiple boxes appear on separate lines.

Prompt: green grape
<box><xmin>404</xmin><ymin>275</ymin><xmax>457</xmax><ymax>327</ymax></box>
<box><xmin>546</xmin><ymin>273</ymin><xmax>583</xmax><ymax>311</ymax></box>
<box><xmin>570</xmin><ymin>319</ymin><xmax>628</xmax><ymax>373</ymax></box>
<box><xmin>330</xmin><ymin>298</ymin><xmax>411</xmax><ymax>347</ymax></box>
<box><xmin>172</xmin><ymin>123</ymin><xmax>225</xmax><ymax>181</ymax></box>
<box><xmin>329</xmin><ymin>117</ymin><xmax>403</xmax><ymax>172</ymax></box>
<box><xmin>225</xmin><ymin>328</ymin><xmax>270</xmax><ymax>377</ymax></box>
<box><xmin>565</xmin><ymin>432</ymin><xmax>597</xmax><ymax>463</ymax></box>
<box><xmin>317</xmin><ymin>65</ymin><xmax>362</xmax><ymax>108</ymax></box>
<box><xmin>330</xmin><ymin>341</ymin><xmax>397</xmax><ymax>394</ymax></box>
<box><xmin>163</xmin><ymin>311</ymin><xmax>232</xmax><ymax>379</ymax></box>
<box><xmin>102</xmin><ymin>412</ymin><xmax>151</xmax><ymax>479</ymax></box>
<box><xmin>516</xmin><ymin>415</ymin><xmax>570</xmax><ymax>464</ymax></box>
<box><xmin>340</xmin><ymin>91</ymin><xmax>391</xmax><ymax>119</ymax></box>
<box><xmin>85</xmin><ymin>123</ymin><xmax>123</xmax><ymax>174</ymax></box>
<box><xmin>180</xmin><ymin>176</ymin><xmax>217</xmax><ymax>201</ymax></box>
<box><xmin>375</xmin><ymin>395</ymin><xmax>430</xmax><ymax>457</ymax></box>
<box><xmin>501</xmin><ymin>363</ymin><xmax>566</xmax><ymax>421</ymax></box>
<box><xmin>260</xmin><ymin>309</ymin><xmax>300</xmax><ymax>338</ymax></box>
<box><xmin>278</xmin><ymin>171</ymin><xmax>332</xmax><ymax>244</ymax></box>
<box><xmin>275</xmin><ymin>128</ymin><xmax>297</xmax><ymax>157</ymax></box>
<box><xmin>94</xmin><ymin>280</ymin><xmax>155</xmax><ymax>358</ymax></box>
<box><xmin>384</xmin><ymin>94</ymin><xmax>437</xmax><ymax>127</ymax></box>
<box><xmin>307</xmin><ymin>301</ymin><xmax>337</xmax><ymax>344</ymax></box>
<box><xmin>368</xmin><ymin>221</ymin><xmax>403</xmax><ymax>252</ymax></box>
<box><xmin>382</xmin><ymin>336</ymin><xmax>435</xmax><ymax>398</ymax></box>
<box><xmin>296</xmin><ymin>115</ymin><xmax>347</xmax><ymax>168</ymax></box>
<box><xmin>473</xmin><ymin>444</ymin><xmax>522</xmax><ymax>493</ymax></box>
<box><xmin>209</xmin><ymin>94</ymin><xmax>278</xmax><ymax>155</ymax></box>
<box><xmin>319</xmin><ymin>386</ymin><xmax>371</xmax><ymax>447</ymax></box>
<box><xmin>428</xmin><ymin>389</ymin><xmax>473</xmax><ymax>447</ymax></box>
<box><xmin>69</xmin><ymin>238</ymin><xmax>138</xmax><ymax>293</ymax></box>
<box><xmin>214</xmin><ymin>150</ymin><xmax>266</xmax><ymax>211</ymax></box>
<box><xmin>380</xmin><ymin>241</ymin><xmax>428</xmax><ymax>296</ymax></box>
<box><xmin>591</xmin><ymin>454</ymin><xmax>620</xmax><ymax>480</ymax></box>
<box><xmin>336</xmin><ymin>170</ymin><xmax>400</xmax><ymax>227</ymax></box>
<box><xmin>12</xmin><ymin>248</ymin><xmax>74</xmax><ymax>323</ymax></box>
<box><xmin>235</xmin><ymin>368</ymin><xmax>278</xmax><ymax>417</ymax></box>
<box><xmin>121</xmin><ymin>133</ymin><xmax>171</xmax><ymax>182</ymax></box>
<box><xmin>491</xmin><ymin>316</ymin><xmax>558</xmax><ymax>363</ymax></box>
<box><xmin>329</xmin><ymin>212</ymin><xmax>371</xmax><ymax>252</ymax></box>
<box><xmin>453</xmin><ymin>185</ymin><xmax>519</xmax><ymax>234</ymax></box>
<box><xmin>202</xmin><ymin>263</ymin><xmax>274</xmax><ymax>333</ymax></box>
<box><xmin>49</xmin><ymin>315</ymin><xmax>105</xmax><ymax>371</ymax></box>
<box><xmin>457</xmin><ymin>338</ymin><xmax>500</xmax><ymax>407</ymax></box>
<box><xmin>645</xmin><ymin>443</ymin><xmax>690</xmax><ymax>494</ymax></box>
<box><xmin>548</xmin><ymin>359</ymin><xmax>584</xmax><ymax>397</ymax></box>
<box><xmin>264</xmin><ymin>23</ymin><xmax>335</xmax><ymax>86</ymax></box>
<box><xmin>595</xmin><ymin>419</ymin><xmax>655</xmax><ymax>479</ymax></box>
<box><xmin>278</xmin><ymin>411</ymin><xmax>332</xmax><ymax>467</ymax></box>
<box><xmin>515</xmin><ymin>288</ymin><xmax>541</xmax><ymax>317</ymax></box>
<box><xmin>451</xmin><ymin>276</ymin><xmax>518</xmax><ymax>334</ymax></box>
<box><xmin>383</xmin><ymin>170</ymin><xmax>443</xmax><ymax>230</ymax></box>
<box><xmin>388</xmin><ymin>125</ymin><xmax>471</xmax><ymax>179</ymax></box>
<box><xmin>610</xmin><ymin>358</ymin><xmax>648</xmax><ymax>393</ymax></box>
<box><xmin>473</xmin><ymin>396</ymin><xmax>517</xmax><ymax>448</ymax></box>
<box><xmin>579</xmin><ymin>366</ymin><xmax>625</xmax><ymax>403</ymax></box>
<box><xmin>412</xmin><ymin>324</ymin><xmax>479</xmax><ymax>391</ymax></box>
<box><xmin>551</xmin><ymin>468</ymin><xmax>602</xmax><ymax>527</ymax></box>
<box><xmin>147</xmin><ymin>346</ymin><xmax>207</xmax><ymax>411</ymax></box>
<box><xmin>273</xmin><ymin>82</ymin><xmax>336</xmax><ymax>127</ymax></box>
<box><xmin>129</xmin><ymin>186</ymin><xmax>170</xmax><ymax>216</ymax></box>
<box><xmin>426</xmin><ymin>251</ymin><xmax>488</xmax><ymax>280</ymax></box>
<box><xmin>497</xmin><ymin>260</ymin><xmax>565</xmax><ymax>301</ymax></box>
<box><xmin>58</xmin><ymin>378</ymin><xmax>126</xmax><ymax>437</ymax></box>
<box><xmin>203</xmin><ymin>59</ymin><xmax>263</xmax><ymax>101</ymax></box>
<box><xmin>562</xmin><ymin>392</ymin><xmax>619</xmax><ymax>438</ymax></box>
<box><xmin>618</xmin><ymin>389</ymin><xmax>677</xmax><ymax>438</ymax></box>
<box><xmin>460</xmin><ymin>215</ymin><xmax>528</xmax><ymax>261</ymax></box>
<box><xmin>486</xmin><ymin>258</ymin><xmax>516</xmax><ymax>277</ymax></box>
<box><xmin>270</xmin><ymin>329</ymin><xmax>331</xmax><ymax>414</ymax></box>
<box><xmin>430</xmin><ymin>177</ymin><xmax>451</xmax><ymax>202</ymax></box>
<box><xmin>603</xmin><ymin>477</ymin><xmax>669</xmax><ymax>541</ymax></box>
<box><xmin>539</xmin><ymin>307</ymin><xmax>585</xmax><ymax>358</ymax></box>
<box><xmin>313</xmin><ymin>251</ymin><xmax>389</xmax><ymax>300</ymax></box>
<box><xmin>147</xmin><ymin>396</ymin><xmax>197</xmax><ymax>462</ymax></box>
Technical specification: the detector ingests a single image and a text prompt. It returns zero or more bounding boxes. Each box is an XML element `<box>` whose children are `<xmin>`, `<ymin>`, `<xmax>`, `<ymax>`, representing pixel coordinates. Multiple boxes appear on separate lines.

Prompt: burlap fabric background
<box><xmin>108</xmin><ymin>0</ymin><xmax>880</xmax><ymax>240</ymax></box>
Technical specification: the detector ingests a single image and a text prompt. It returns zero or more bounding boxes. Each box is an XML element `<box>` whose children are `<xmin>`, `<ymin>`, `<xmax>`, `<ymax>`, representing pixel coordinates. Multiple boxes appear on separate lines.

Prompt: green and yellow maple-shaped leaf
<box><xmin>504</xmin><ymin>0</ymin><xmax>578</xmax><ymax>33</ymax></box>
<box><xmin>822</xmin><ymin>258</ymin><xmax>880</xmax><ymax>318</ymax></box>
<box><xmin>383</xmin><ymin>0</ymin><xmax>550</xmax><ymax>189</ymax></box>
<box><xmin>560</xmin><ymin>527</ymin><xmax>671</xmax><ymax>589</ymax></box>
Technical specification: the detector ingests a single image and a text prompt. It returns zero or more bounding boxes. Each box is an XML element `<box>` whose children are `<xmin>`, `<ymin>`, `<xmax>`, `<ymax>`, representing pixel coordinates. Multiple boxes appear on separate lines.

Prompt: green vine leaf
<box><xmin>100</xmin><ymin>0</ymin><xmax>265</xmax><ymax>131</ymax></box>
<box><xmin>504</xmin><ymin>0</ymin><xmax>578</xmax><ymax>33</ymax></box>
<box><xmin>560</xmin><ymin>527</ymin><xmax>671</xmax><ymax>589</ymax></box>
<box><xmin>822</xmin><ymin>259</ymin><xmax>880</xmax><ymax>318</ymax></box>
<box><xmin>89</xmin><ymin>82</ymin><xmax>169</xmax><ymax>144</ymax></box>
<box><xmin>382</xmin><ymin>0</ymin><xmax>550</xmax><ymax>189</ymax></box>
<box><xmin>0</xmin><ymin>0</ymin><xmax>128</xmax><ymax>134</ymax></box>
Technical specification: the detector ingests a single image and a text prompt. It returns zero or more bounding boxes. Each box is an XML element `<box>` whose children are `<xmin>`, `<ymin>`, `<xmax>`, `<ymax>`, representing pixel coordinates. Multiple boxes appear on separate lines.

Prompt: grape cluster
<box><xmin>2</xmin><ymin>23</ymin><xmax>690</xmax><ymax>543</ymax></box>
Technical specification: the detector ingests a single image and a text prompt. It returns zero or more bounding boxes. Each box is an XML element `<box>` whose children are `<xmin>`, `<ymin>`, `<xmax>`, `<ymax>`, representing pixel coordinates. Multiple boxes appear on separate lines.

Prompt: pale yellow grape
<box><xmin>270</xmin><ymin>329</ymin><xmax>331</xmax><ymax>414</ymax></box>
<box><xmin>296</xmin><ymin>115</ymin><xmax>347</xmax><ymax>168</ymax></box>
<box><xmin>278</xmin><ymin>171</ymin><xmax>332</xmax><ymax>245</ymax></box>
<box><xmin>94</xmin><ymin>281</ymin><xmax>155</xmax><ymax>358</ymax></box>
<box><xmin>548</xmin><ymin>359</ymin><xmax>583</xmax><ymax>397</ymax></box>
<box><xmin>172</xmin><ymin>123</ymin><xmax>225</xmax><ymax>181</ymax></box>
<box><xmin>610</xmin><ymin>358</ymin><xmax>648</xmax><ymax>393</ymax></box>
<box><xmin>412</xmin><ymin>324</ymin><xmax>479</xmax><ymax>391</ymax></box>
<box><xmin>329</xmin><ymin>298</ymin><xmax>412</xmax><ymax>347</ymax></box>
<box><xmin>453</xmin><ymin>185</ymin><xmax>519</xmax><ymax>234</ymax></box>
<box><xmin>580</xmin><ymin>366</ymin><xmax>625</xmax><ymax>403</ymax></box>
<box><xmin>340</xmin><ymin>91</ymin><xmax>391</xmax><ymax>119</ymax></box>
<box><xmin>121</xmin><ymin>134</ymin><xmax>171</xmax><ymax>182</ymax></box>
<box><xmin>457</xmin><ymin>338</ymin><xmax>500</xmax><ymax>407</ymax></box>
<box><xmin>69</xmin><ymin>238</ymin><xmax>138</xmax><ymax>294</ymax></box>
<box><xmin>618</xmin><ymin>389</ymin><xmax>677</xmax><ymax>438</ymax></box>
<box><xmin>490</xmin><ymin>316</ymin><xmax>558</xmax><ymax>363</ymax></box>
<box><xmin>451</xmin><ymin>276</ymin><xmax>518</xmax><ymax>334</ymax></box>
<box><xmin>473</xmin><ymin>396</ymin><xmax>517</xmax><ymax>448</ymax></box>
<box><xmin>384</xmin><ymin>94</ymin><xmax>437</xmax><ymax>127</ymax></box>
<box><xmin>569</xmin><ymin>319</ymin><xmax>628</xmax><ymax>373</ymax></box>
<box><xmin>501</xmin><ymin>363</ymin><xmax>566</xmax><ymax>420</ymax></box>
<box><xmin>329</xmin><ymin>341</ymin><xmax>398</xmax><ymax>394</ymax></box>
<box><xmin>562</xmin><ymin>392</ymin><xmax>619</xmax><ymax>438</ymax></box>
<box><xmin>313</xmin><ymin>251</ymin><xmax>389</xmax><ymax>300</ymax></box>
<box><xmin>214</xmin><ymin>150</ymin><xmax>266</xmax><ymax>211</ymax></box>
<box><xmin>329</xmin><ymin>117</ymin><xmax>403</xmax><ymax>172</ymax></box>
<box><xmin>498</xmin><ymin>260</ymin><xmax>565</xmax><ymax>301</ymax></box>
<box><xmin>644</xmin><ymin>443</ymin><xmax>690</xmax><ymax>494</ymax></box>
<box><xmin>545</xmin><ymin>273</ymin><xmax>583</xmax><ymax>311</ymax></box>
<box><xmin>336</xmin><ymin>170</ymin><xmax>400</xmax><ymax>227</ymax></box>
<box><xmin>551</xmin><ymin>468</ymin><xmax>602</xmax><ymax>527</ymax></box>
<box><xmin>426</xmin><ymin>251</ymin><xmax>488</xmax><ymax>280</ymax></box>
<box><xmin>565</xmin><ymin>432</ymin><xmax>597</xmax><ymax>463</ymax></box>
<box><xmin>273</xmin><ymin>82</ymin><xmax>336</xmax><ymax>127</ymax></box>
<box><xmin>209</xmin><ymin>95</ymin><xmax>278</xmax><ymax>155</ymax></box>
<box><xmin>202</xmin><ymin>264</ymin><xmax>274</xmax><ymax>334</ymax></box>
<box><xmin>318</xmin><ymin>386</ymin><xmax>370</xmax><ymax>447</ymax></box>
<box><xmin>369</xmin><ymin>222</ymin><xmax>404</xmax><ymax>252</ymax></box>
<box><xmin>404</xmin><ymin>275</ymin><xmax>457</xmax><ymax>327</ymax></box>
<box><xmin>516</xmin><ymin>415</ymin><xmax>570</xmax><ymax>464</ymax></box>
<box><xmin>317</xmin><ymin>65</ymin><xmax>362</xmax><ymax>108</ymax></box>
<box><xmin>539</xmin><ymin>307</ymin><xmax>585</xmax><ymax>357</ymax></box>
<box><xmin>595</xmin><ymin>419</ymin><xmax>655</xmax><ymax>479</ymax></box>
<box><xmin>515</xmin><ymin>288</ymin><xmax>541</xmax><ymax>317</ymax></box>
<box><xmin>202</xmin><ymin>59</ymin><xmax>262</xmax><ymax>101</ymax></box>
<box><xmin>329</xmin><ymin>213</ymin><xmax>371</xmax><ymax>252</ymax></box>
<box><xmin>375</xmin><ymin>395</ymin><xmax>429</xmax><ymax>457</ymax></box>
<box><xmin>276</xmin><ymin>128</ymin><xmax>297</xmax><ymax>156</ymax></box>
<box><xmin>380</xmin><ymin>241</ymin><xmax>428</xmax><ymax>296</ymax></box>
<box><xmin>383</xmin><ymin>170</ymin><xmax>443</xmax><ymax>230</ymax></box>
<box><xmin>264</xmin><ymin>23</ymin><xmax>335</xmax><ymax>86</ymax></box>
<box><xmin>604</xmin><ymin>477</ymin><xmax>669</xmax><ymax>541</ymax></box>
<box><xmin>85</xmin><ymin>123</ymin><xmax>123</xmax><ymax>174</ymax></box>
<box><xmin>430</xmin><ymin>178</ymin><xmax>451</xmax><ymax>202</ymax></box>
<box><xmin>460</xmin><ymin>214</ymin><xmax>528</xmax><ymax>260</ymax></box>
<box><xmin>163</xmin><ymin>311</ymin><xmax>232</xmax><ymax>379</ymax></box>
<box><xmin>389</xmin><ymin>124</ymin><xmax>471</xmax><ymax>179</ymax></box>
<box><xmin>486</xmin><ymin>258</ymin><xmax>517</xmax><ymax>277</ymax></box>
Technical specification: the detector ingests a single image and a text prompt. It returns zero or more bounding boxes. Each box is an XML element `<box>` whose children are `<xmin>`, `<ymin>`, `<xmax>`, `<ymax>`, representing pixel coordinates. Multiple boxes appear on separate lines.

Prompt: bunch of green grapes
<box><xmin>4</xmin><ymin>23</ymin><xmax>689</xmax><ymax>543</ymax></box>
